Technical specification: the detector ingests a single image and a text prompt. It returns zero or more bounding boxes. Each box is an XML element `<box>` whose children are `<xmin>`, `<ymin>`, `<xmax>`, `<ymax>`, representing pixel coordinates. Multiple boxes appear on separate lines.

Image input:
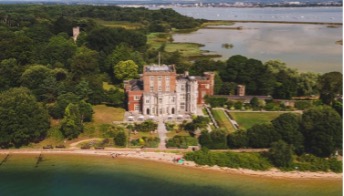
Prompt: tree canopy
<box><xmin>0</xmin><ymin>88</ymin><xmax>50</xmax><ymax>147</ymax></box>
<box><xmin>113</xmin><ymin>60</ymin><xmax>139</xmax><ymax>81</ymax></box>
<box><xmin>301</xmin><ymin>106</ymin><xmax>342</xmax><ymax>157</ymax></box>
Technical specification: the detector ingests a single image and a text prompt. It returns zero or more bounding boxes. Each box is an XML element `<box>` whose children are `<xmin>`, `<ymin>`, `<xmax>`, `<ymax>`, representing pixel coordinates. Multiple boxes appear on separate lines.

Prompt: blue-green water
<box><xmin>0</xmin><ymin>154</ymin><xmax>341</xmax><ymax>196</ymax></box>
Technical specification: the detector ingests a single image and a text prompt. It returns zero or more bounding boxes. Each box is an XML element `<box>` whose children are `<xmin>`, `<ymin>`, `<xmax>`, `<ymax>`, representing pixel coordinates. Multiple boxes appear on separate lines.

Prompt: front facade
<box><xmin>124</xmin><ymin>64</ymin><xmax>214</xmax><ymax>116</ymax></box>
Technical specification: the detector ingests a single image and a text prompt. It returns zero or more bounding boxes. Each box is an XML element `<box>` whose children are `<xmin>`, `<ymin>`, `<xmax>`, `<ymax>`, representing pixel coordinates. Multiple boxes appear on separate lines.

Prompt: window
<box><xmin>134</xmin><ymin>104</ymin><xmax>140</xmax><ymax>111</ymax></box>
<box><xmin>181</xmin><ymin>84</ymin><xmax>185</xmax><ymax>91</ymax></box>
<box><xmin>150</xmin><ymin>76</ymin><xmax>154</xmax><ymax>81</ymax></box>
<box><xmin>134</xmin><ymin>95</ymin><xmax>140</xmax><ymax>100</ymax></box>
<box><xmin>158</xmin><ymin>86</ymin><xmax>162</xmax><ymax>91</ymax></box>
<box><xmin>145</xmin><ymin>99</ymin><xmax>150</xmax><ymax>104</ymax></box>
<box><xmin>159</xmin><ymin>97</ymin><xmax>163</xmax><ymax>104</ymax></box>
<box><xmin>180</xmin><ymin>94</ymin><xmax>186</xmax><ymax>100</ymax></box>
<box><xmin>166</xmin><ymin>85</ymin><xmax>170</xmax><ymax>92</ymax></box>
<box><xmin>180</xmin><ymin>105</ymin><xmax>185</xmax><ymax>110</ymax></box>
<box><xmin>150</xmin><ymin>86</ymin><xmax>154</xmax><ymax>92</ymax></box>
<box><xmin>158</xmin><ymin>76</ymin><xmax>162</xmax><ymax>81</ymax></box>
<box><xmin>171</xmin><ymin>97</ymin><xmax>175</xmax><ymax>103</ymax></box>
<box><xmin>165</xmin><ymin>76</ymin><xmax>170</xmax><ymax>81</ymax></box>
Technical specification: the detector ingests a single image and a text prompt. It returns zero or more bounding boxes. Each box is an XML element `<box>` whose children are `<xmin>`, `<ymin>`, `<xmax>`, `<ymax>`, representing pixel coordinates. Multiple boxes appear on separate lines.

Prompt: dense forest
<box><xmin>0</xmin><ymin>5</ymin><xmax>342</xmax><ymax>152</ymax></box>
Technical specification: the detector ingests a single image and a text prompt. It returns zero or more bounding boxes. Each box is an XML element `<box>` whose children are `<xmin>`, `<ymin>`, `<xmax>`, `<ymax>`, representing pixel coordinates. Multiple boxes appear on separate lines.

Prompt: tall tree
<box><xmin>301</xmin><ymin>106</ymin><xmax>342</xmax><ymax>157</ymax></box>
<box><xmin>271</xmin><ymin>113</ymin><xmax>304</xmax><ymax>154</ymax></box>
<box><xmin>318</xmin><ymin>72</ymin><xmax>342</xmax><ymax>105</ymax></box>
<box><xmin>0</xmin><ymin>58</ymin><xmax>23</xmax><ymax>91</ymax></box>
<box><xmin>227</xmin><ymin>129</ymin><xmax>248</xmax><ymax>148</ymax></box>
<box><xmin>269</xmin><ymin>140</ymin><xmax>293</xmax><ymax>168</ymax></box>
<box><xmin>247</xmin><ymin>124</ymin><xmax>281</xmax><ymax>148</ymax></box>
<box><xmin>42</xmin><ymin>34</ymin><xmax>77</xmax><ymax>68</ymax></box>
<box><xmin>113</xmin><ymin>60</ymin><xmax>138</xmax><ymax>81</ymax></box>
<box><xmin>0</xmin><ymin>88</ymin><xmax>50</xmax><ymax>147</ymax></box>
<box><xmin>70</xmin><ymin>46</ymin><xmax>100</xmax><ymax>76</ymax></box>
<box><xmin>60</xmin><ymin>103</ymin><xmax>83</xmax><ymax>139</ymax></box>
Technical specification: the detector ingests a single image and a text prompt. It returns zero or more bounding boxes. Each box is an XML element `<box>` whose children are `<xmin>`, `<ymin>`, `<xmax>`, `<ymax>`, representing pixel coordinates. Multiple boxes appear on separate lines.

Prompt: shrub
<box><xmin>165</xmin><ymin>122</ymin><xmax>176</xmax><ymax>131</ymax></box>
<box><xmin>114</xmin><ymin>131</ymin><xmax>127</xmax><ymax>147</ymax></box>
<box><xmin>131</xmin><ymin>137</ymin><xmax>160</xmax><ymax>148</ymax></box>
<box><xmin>166</xmin><ymin>136</ymin><xmax>197</xmax><ymax>149</ymax></box>
<box><xmin>294</xmin><ymin>154</ymin><xmax>342</xmax><ymax>173</ymax></box>
<box><xmin>295</xmin><ymin>100</ymin><xmax>312</xmax><ymax>110</ymax></box>
<box><xmin>135</xmin><ymin>120</ymin><xmax>158</xmax><ymax>132</ymax></box>
<box><xmin>205</xmin><ymin>96</ymin><xmax>228</xmax><ymax>107</ymax></box>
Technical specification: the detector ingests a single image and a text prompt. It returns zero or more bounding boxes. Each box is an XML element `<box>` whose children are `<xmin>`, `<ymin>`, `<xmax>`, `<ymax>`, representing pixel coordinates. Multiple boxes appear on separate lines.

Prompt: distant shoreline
<box><xmin>208</xmin><ymin>20</ymin><xmax>342</xmax><ymax>26</ymax></box>
<box><xmin>0</xmin><ymin>149</ymin><xmax>341</xmax><ymax>180</ymax></box>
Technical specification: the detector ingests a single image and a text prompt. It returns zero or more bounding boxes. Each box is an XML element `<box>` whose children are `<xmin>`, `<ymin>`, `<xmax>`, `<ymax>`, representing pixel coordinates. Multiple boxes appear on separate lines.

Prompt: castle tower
<box><xmin>72</xmin><ymin>26</ymin><xmax>80</xmax><ymax>42</ymax></box>
<box><xmin>237</xmin><ymin>85</ymin><xmax>246</xmax><ymax>96</ymax></box>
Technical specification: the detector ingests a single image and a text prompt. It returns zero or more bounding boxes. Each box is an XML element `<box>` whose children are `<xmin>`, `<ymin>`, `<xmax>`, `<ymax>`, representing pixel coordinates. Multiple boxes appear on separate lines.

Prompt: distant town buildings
<box><xmin>124</xmin><ymin>64</ymin><xmax>214</xmax><ymax>116</ymax></box>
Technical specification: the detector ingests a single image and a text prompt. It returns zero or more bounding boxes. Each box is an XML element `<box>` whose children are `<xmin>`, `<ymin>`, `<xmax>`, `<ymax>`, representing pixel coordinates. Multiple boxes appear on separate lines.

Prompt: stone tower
<box><xmin>72</xmin><ymin>26</ymin><xmax>80</xmax><ymax>42</ymax></box>
<box><xmin>237</xmin><ymin>85</ymin><xmax>246</xmax><ymax>96</ymax></box>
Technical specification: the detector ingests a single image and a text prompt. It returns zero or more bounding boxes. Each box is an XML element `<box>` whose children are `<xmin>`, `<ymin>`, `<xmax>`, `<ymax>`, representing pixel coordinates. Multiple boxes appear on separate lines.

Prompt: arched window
<box><xmin>171</xmin><ymin>108</ymin><xmax>175</xmax><ymax>114</ymax></box>
<box><xmin>146</xmin><ymin>108</ymin><xmax>150</xmax><ymax>115</ymax></box>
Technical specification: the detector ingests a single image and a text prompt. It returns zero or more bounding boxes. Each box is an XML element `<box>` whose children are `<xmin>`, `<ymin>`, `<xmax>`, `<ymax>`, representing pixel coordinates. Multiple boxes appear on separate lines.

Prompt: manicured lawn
<box><xmin>230</xmin><ymin>112</ymin><xmax>285</xmax><ymax>130</ymax></box>
<box><xmin>93</xmin><ymin>105</ymin><xmax>125</xmax><ymax>123</ymax></box>
<box><xmin>211</xmin><ymin>109</ymin><xmax>236</xmax><ymax>133</ymax></box>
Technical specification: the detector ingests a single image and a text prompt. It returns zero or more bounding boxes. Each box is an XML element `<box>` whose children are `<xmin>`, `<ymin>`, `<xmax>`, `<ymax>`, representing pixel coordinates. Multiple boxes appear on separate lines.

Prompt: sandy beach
<box><xmin>0</xmin><ymin>149</ymin><xmax>341</xmax><ymax>180</ymax></box>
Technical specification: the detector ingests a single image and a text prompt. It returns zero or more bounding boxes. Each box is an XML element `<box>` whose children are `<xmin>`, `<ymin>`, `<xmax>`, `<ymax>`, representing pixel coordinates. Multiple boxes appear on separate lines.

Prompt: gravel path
<box><xmin>157</xmin><ymin>119</ymin><xmax>167</xmax><ymax>149</ymax></box>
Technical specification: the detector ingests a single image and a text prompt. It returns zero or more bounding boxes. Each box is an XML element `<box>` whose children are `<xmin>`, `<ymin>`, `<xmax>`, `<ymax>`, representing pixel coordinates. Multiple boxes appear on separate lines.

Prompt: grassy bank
<box><xmin>211</xmin><ymin>109</ymin><xmax>236</xmax><ymax>133</ymax></box>
<box><xmin>93</xmin><ymin>105</ymin><xmax>125</xmax><ymax>123</ymax></box>
<box><xmin>230</xmin><ymin>112</ymin><xmax>284</xmax><ymax>130</ymax></box>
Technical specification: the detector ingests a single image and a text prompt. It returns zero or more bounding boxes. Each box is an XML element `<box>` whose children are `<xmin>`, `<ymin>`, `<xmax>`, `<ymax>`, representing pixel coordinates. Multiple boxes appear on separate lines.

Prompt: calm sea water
<box><xmin>172</xmin><ymin>7</ymin><xmax>342</xmax><ymax>23</ymax></box>
<box><xmin>0</xmin><ymin>154</ymin><xmax>341</xmax><ymax>196</ymax></box>
<box><xmin>173</xmin><ymin>23</ymin><xmax>342</xmax><ymax>73</ymax></box>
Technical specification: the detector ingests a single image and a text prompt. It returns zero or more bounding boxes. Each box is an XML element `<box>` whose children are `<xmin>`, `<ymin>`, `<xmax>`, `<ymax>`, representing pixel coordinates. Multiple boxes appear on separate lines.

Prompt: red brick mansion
<box><xmin>124</xmin><ymin>64</ymin><xmax>215</xmax><ymax>116</ymax></box>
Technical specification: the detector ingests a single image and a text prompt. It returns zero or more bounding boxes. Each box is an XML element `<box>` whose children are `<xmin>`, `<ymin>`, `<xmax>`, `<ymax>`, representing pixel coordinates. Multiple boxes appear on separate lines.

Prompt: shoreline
<box><xmin>0</xmin><ymin>149</ymin><xmax>341</xmax><ymax>180</ymax></box>
<box><xmin>210</xmin><ymin>20</ymin><xmax>342</xmax><ymax>26</ymax></box>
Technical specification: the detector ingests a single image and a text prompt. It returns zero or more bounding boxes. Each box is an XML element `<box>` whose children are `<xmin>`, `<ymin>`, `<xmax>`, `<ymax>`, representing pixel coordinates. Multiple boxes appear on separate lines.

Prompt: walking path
<box><xmin>157</xmin><ymin>119</ymin><xmax>167</xmax><ymax>149</ymax></box>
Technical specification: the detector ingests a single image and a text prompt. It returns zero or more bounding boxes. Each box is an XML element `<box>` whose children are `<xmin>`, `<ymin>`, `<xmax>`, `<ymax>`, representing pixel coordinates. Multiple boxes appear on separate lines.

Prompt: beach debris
<box><xmin>55</xmin><ymin>144</ymin><xmax>65</xmax><ymax>148</ymax></box>
<box><xmin>43</xmin><ymin>145</ymin><xmax>53</xmax><ymax>149</ymax></box>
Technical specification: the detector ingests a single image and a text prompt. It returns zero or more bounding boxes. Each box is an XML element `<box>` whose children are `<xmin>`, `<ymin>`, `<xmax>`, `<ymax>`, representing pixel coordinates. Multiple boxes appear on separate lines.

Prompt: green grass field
<box><xmin>230</xmin><ymin>112</ymin><xmax>285</xmax><ymax>130</ymax></box>
<box><xmin>93</xmin><ymin>105</ymin><xmax>125</xmax><ymax>123</ymax></box>
<box><xmin>212</xmin><ymin>109</ymin><xmax>236</xmax><ymax>133</ymax></box>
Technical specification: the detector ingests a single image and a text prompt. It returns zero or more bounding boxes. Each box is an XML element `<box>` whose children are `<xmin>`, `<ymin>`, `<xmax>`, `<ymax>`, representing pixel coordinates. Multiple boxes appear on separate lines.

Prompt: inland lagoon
<box><xmin>0</xmin><ymin>154</ymin><xmax>341</xmax><ymax>196</ymax></box>
<box><xmin>173</xmin><ymin>22</ymin><xmax>342</xmax><ymax>73</ymax></box>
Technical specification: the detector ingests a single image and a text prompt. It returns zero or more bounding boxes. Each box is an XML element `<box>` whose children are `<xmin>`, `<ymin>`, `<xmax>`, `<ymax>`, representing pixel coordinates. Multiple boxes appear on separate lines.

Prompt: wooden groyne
<box><xmin>35</xmin><ymin>153</ymin><xmax>43</xmax><ymax>168</ymax></box>
<box><xmin>0</xmin><ymin>153</ymin><xmax>10</xmax><ymax>166</ymax></box>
